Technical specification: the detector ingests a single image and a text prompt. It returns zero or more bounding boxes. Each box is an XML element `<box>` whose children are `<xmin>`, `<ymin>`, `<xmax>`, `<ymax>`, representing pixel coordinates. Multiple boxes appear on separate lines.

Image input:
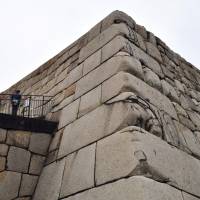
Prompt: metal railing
<box><xmin>0</xmin><ymin>94</ymin><xmax>54</xmax><ymax>118</ymax></box>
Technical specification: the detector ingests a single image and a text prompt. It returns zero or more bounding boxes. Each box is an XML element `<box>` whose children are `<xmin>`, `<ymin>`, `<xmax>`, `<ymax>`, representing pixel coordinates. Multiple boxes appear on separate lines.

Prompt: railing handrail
<box><xmin>0</xmin><ymin>93</ymin><xmax>53</xmax><ymax>98</ymax></box>
<box><xmin>0</xmin><ymin>94</ymin><xmax>54</xmax><ymax>118</ymax></box>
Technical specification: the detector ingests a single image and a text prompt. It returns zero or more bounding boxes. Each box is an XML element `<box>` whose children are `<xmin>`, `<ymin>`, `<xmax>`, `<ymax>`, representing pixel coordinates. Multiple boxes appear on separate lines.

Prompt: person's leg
<box><xmin>12</xmin><ymin>105</ymin><xmax>17</xmax><ymax>116</ymax></box>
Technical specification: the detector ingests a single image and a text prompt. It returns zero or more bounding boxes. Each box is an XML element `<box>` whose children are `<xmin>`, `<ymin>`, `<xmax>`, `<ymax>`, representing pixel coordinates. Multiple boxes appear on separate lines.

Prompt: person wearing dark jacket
<box><xmin>11</xmin><ymin>90</ymin><xmax>21</xmax><ymax>116</ymax></box>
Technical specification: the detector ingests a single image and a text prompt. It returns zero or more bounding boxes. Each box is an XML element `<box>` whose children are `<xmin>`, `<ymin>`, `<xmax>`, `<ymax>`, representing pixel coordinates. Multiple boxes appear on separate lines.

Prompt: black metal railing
<box><xmin>0</xmin><ymin>94</ymin><xmax>54</xmax><ymax>118</ymax></box>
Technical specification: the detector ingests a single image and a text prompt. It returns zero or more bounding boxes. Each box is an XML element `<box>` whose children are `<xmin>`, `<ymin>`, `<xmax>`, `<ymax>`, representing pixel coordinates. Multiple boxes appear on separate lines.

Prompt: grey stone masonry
<box><xmin>3</xmin><ymin>10</ymin><xmax>200</xmax><ymax>200</ymax></box>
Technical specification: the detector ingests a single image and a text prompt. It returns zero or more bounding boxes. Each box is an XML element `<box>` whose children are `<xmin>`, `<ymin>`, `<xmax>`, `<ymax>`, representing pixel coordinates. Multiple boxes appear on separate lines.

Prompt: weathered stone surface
<box><xmin>6</xmin><ymin>130</ymin><xmax>30</xmax><ymax>148</ymax></box>
<box><xmin>83</xmin><ymin>49</ymin><xmax>101</xmax><ymax>75</ymax></box>
<box><xmin>49</xmin><ymin>129</ymin><xmax>63</xmax><ymax>152</ymax></box>
<box><xmin>33</xmin><ymin>159</ymin><xmax>65</xmax><ymax>200</ymax></box>
<box><xmin>7</xmin><ymin>146</ymin><xmax>31</xmax><ymax>173</ymax></box>
<box><xmin>29</xmin><ymin>154</ymin><xmax>46</xmax><ymax>175</ymax></box>
<box><xmin>174</xmin><ymin>120</ymin><xmax>200</xmax><ymax>157</ymax></box>
<box><xmin>58</xmin><ymin>98</ymin><xmax>80</xmax><ymax>129</ymax></box>
<box><xmin>161</xmin><ymin>80</ymin><xmax>179</xmax><ymax>102</ymax></box>
<box><xmin>60</xmin><ymin>143</ymin><xmax>95</xmax><ymax>198</ymax></box>
<box><xmin>75</xmin><ymin>56</ymin><xmax>144</xmax><ymax>99</ymax></box>
<box><xmin>102</xmin><ymin>72</ymin><xmax>177</xmax><ymax>119</ymax></box>
<box><xmin>143</xmin><ymin>68</ymin><xmax>161</xmax><ymax>90</ymax></box>
<box><xmin>63</xmin><ymin>176</ymin><xmax>183</xmax><ymax>200</ymax></box>
<box><xmin>0</xmin><ymin>171</ymin><xmax>21</xmax><ymax>200</ymax></box>
<box><xmin>146</xmin><ymin>42</ymin><xmax>162</xmax><ymax>62</ymax></box>
<box><xmin>182</xmin><ymin>192</ymin><xmax>200</xmax><ymax>200</ymax></box>
<box><xmin>0</xmin><ymin>157</ymin><xmax>6</xmax><ymax>171</ymax></box>
<box><xmin>0</xmin><ymin>128</ymin><xmax>6</xmax><ymax>142</ymax></box>
<box><xmin>58</xmin><ymin>100</ymin><xmax>150</xmax><ymax>158</ymax></box>
<box><xmin>62</xmin><ymin>63</ymin><xmax>83</xmax><ymax>89</ymax></box>
<box><xmin>101</xmin><ymin>35</ymin><xmax>127</xmax><ymax>62</ymax></box>
<box><xmin>19</xmin><ymin>174</ymin><xmax>38</xmax><ymax>196</ymax></box>
<box><xmin>79</xmin><ymin>23</ymin><xmax>129</xmax><ymax>63</ymax></box>
<box><xmin>0</xmin><ymin>144</ymin><xmax>8</xmax><ymax>156</ymax></box>
<box><xmin>128</xmin><ymin>42</ymin><xmax>163</xmax><ymax>76</ymax></box>
<box><xmin>101</xmin><ymin>10</ymin><xmax>136</xmax><ymax>31</ymax></box>
<box><xmin>96</xmin><ymin>126</ymin><xmax>200</xmax><ymax>197</ymax></box>
<box><xmin>187</xmin><ymin>110</ymin><xmax>200</xmax><ymax>129</ymax></box>
<box><xmin>15</xmin><ymin>197</ymin><xmax>31</xmax><ymax>200</ymax></box>
<box><xmin>79</xmin><ymin>85</ymin><xmax>101</xmax><ymax>117</ymax></box>
<box><xmin>29</xmin><ymin>133</ymin><xmax>51</xmax><ymax>155</ymax></box>
<box><xmin>173</xmin><ymin>102</ymin><xmax>188</xmax><ymax>117</ymax></box>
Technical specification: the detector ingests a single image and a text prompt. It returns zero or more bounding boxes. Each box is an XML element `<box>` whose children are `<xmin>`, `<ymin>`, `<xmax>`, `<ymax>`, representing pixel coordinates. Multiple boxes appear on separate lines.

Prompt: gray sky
<box><xmin>0</xmin><ymin>0</ymin><xmax>200</xmax><ymax>93</ymax></box>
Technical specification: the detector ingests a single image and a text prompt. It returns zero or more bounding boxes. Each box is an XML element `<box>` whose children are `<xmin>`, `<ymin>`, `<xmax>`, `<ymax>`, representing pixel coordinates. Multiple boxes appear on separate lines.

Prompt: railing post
<box><xmin>41</xmin><ymin>96</ymin><xmax>45</xmax><ymax>116</ymax></box>
<box><xmin>28</xmin><ymin>96</ymin><xmax>32</xmax><ymax>118</ymax></box>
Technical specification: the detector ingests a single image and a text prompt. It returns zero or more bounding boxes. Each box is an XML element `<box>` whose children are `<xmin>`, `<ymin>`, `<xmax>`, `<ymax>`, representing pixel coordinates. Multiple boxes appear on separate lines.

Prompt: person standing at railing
<box><xmin>11</xmin><ymin>90</ymin><xmax>21</xmax><ymax>116</ymax></box>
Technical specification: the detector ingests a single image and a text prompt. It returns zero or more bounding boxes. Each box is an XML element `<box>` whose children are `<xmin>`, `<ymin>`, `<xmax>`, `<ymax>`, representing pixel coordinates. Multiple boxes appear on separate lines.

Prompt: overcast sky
<box><xmin>0</xmin><ymin>0</ymin><xmax>200</xmax><ymax>93</ymax></box>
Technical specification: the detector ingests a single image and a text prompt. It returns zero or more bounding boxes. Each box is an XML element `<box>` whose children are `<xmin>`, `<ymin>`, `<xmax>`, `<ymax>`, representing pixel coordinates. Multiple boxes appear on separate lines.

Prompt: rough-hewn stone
<box><xmin>33</xmin><ymin>159</ymin><xmax>65</xmax><ymax>200</ymax></box>
<box><xmin>29</xmin><ymin>133</ymin><xmax>51</xmax><ymax>155</ymax></box>
<box><xmin>6</xmin><ymin>130</ymin><xmax>30</xmax><ymax>148</ymax></box>
<box><xmin>60</xmin><ymin>143</ymin><xmax>95</xmax><ymax>198</ymax></box>
<box><xmin>29</xmin><ymin>154</ymin><xmax>46</xmax><ymax>175</ymax></box>
<box><xmin>75</xmin><ymin>56</ymin><xmax>144</xmax><ymax>99</ymax></box>
<box><xmin>58</xmin><ymin>100</ymin><xmax>150</xmax><ymax>158</ymax></box>
<box><xmin>0</xmin><ymin>144</ymin><xmax>8</xmax><ymax>156</ymax></box>
<box><xmin>102</xmin><ymin>72</ymin><xmax>177</xmax><ymax>119</ymax></box>
<box><xmin>78</xmin><ymin>85</ymin><xmax>101</xmax><ymax>117</ymax></box>
<box><xmin>19</xmin><ymin>174</ymin><xmax>38</xmax><ymax>196</ymax></box>
<box><xmin>0</xmin><ymin>129</ymin><xmax>6</xmax><ymax>142</ymax></box>
<box><xmin>96</xmin><ymin>127</ymin><xmax>200</xmax><ymax>196</ymax></box>
<box><xmin>63</xmin><ymin>176</ymin><xmax>183</xmax><ymax>200</ymax></box>
<box><xmin>0</xmin><ymin>171</ymin><xmax>21</xmax><ymax>200</ymax></box>
<box><xmin>7</xmin><ymin>146</ymin><xmax>31</xmax><ymax>173</ymax></box>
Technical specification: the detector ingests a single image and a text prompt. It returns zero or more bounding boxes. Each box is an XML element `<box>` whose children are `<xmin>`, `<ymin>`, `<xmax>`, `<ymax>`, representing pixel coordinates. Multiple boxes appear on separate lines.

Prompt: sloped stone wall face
<box><xmin>2</xmin><ymin>11</ymin><xmax>200</xmax><ymax>200</ymax></box>
<box><xmin>0</xmin><ymin>128</ymin><xmax>51</xmax><ymax>200</ymax></box>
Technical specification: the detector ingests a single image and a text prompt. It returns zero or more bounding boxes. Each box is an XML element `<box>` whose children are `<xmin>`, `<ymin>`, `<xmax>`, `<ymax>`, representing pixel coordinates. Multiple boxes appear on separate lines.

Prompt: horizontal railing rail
<box><xmin>0</xmin><ymin>94</ymin><xmax>54</xmax><ymax>118</ymax></box>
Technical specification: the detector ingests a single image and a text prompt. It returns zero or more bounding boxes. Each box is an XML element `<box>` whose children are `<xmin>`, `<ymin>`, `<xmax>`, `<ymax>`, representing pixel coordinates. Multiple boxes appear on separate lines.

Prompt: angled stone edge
<box><xmin>63</xmin><ymin>176</ymin><xmax>183</xmax><ymax>200</ymax></box>
<box><xmin>96</xmin><ymin>126</ymin><xmax>200</xmax><ymax>197</ymax></box>
<box><xmin>102</xmin><ymin>71</ymin><xmax>178</xmax><ymax>120</ymax></box>
<box><xmin>75</xmin><ymin>54</ymin><xmax>144</xmax><ymax>99</ymax></box>
<box><xmin>78</xmin><ymin>23</ymin><xmax>130</xmax><ymax>63</ymax></box>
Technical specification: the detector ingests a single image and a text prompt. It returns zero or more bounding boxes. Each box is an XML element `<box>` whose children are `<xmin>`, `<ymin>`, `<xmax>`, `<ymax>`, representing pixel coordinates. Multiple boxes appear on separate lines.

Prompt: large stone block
<box><xmin>29</xmin><ymin>154</ymin><xmax>46</xmax><ymax>175</ymax></box>
<box><xmin>63</xmin><ymin>176</ymin><xmax>183</xmax><ymax>200</ymax></box>
<box><xmin>78</xmin><ymin>85</ymin><xmax>101</xmax><ymax>117</ymax></box>
<box><xmin>83</xmin><ymin>49</ymin><xmax>101</xmax><ymax>75</ymax></box>
<box><xmin>0</xmin><ymin>157</ymin><xmax>6</xmax><ymax>171</ymax></box>
<box><xmin>33</xmin><ymin>159</ymin><xmax>65</xmax><ymax>200</ymax></box>
<box><xmin>29</xmin><ymin>133</ymin><xmax>51</xmax><ymax>155</ymax></box>
<box><xmin>0</xmin><ymin>171</ymin><xmax>21</xmax><ymax>200</ymax></box>
<box><xmin>101</xmin><ymin>35</ymin><xmax>128</xmax><ymax>62</ymax></box>
<box><xmin>75</xmin><ymin>56</ymin><xmax>143</xmax><ymax>99</ymax></box>
<box><xmin>127</xmin><ymin>42</ymin><xmax>163</xmax><ymax>77</ymax></box>
<box><xmin>79</xmin><ymin>23</ymin><xmax>129</xmax><ymax>63</ymax></box>
<box><xmin>95</xmin><ymin>126</ymin><xmax>200</xmax><ymax>197</ymax></box>
<box><xmin>58</xmin><ymin>99</ymin><xmax>149</xmax><ymax>158</ymax></box>
<box><xmin>62</xmin><ymin>63</ymin><xmax>83</xmax><ymax>89</ymax></box>
<box><xmin>0</xmin><ymin>128</ymin><xmax>6</xmax><ymax>142</ymax></box>
<box><xmin>146</xmin><ymin>42</ymin><xmax>162</xmax><ymax>62</ymax></box>
<box><xmin>60</xmin><ymin>143</ymin><xmax>95</xmax><ymax>198</ymax></box>
<box><xmin>102</xmin><ymin>72</ymin><xmax>177</xmax><ymax>119</ymax></box>
<box><xmin>0</xmin><ymin>144</ymin><xmax>8</xmax><ymax>156</ymax></box>
<box><xmin>6</xmin><ymin>130</ymin><xmax>30</xmax><ymax>148</ymax></box>
<box><xmin>19</xmin><ymin>174</ymin><xmax>38</xmax><ymax>196</ymax></box>
<box><xmin>7</xmin><ymin>146</ymin><xmax>31</xmax><ymax>173</ymax></box>
<box><xmin>58</xmin><ymin>98</ymin><xmax>80</xmax><ymax>129</ymax></box>
<box><xmin>174</xmin><ymin>120</ymin><xmax>200</xmax><ymax>157</ymax></box>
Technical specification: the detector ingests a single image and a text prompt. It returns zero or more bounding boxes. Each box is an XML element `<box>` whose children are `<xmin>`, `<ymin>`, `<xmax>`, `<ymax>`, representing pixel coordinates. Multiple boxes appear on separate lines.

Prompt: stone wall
<box><xmin>0</xmin><ymin>128</ymin><xmax>51</xmax><ymax>200</ymax></box>
<box><xmin>2</xmin><ymin>10</ymin><xmax>200</xmax><ymax>200</ymax></box>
